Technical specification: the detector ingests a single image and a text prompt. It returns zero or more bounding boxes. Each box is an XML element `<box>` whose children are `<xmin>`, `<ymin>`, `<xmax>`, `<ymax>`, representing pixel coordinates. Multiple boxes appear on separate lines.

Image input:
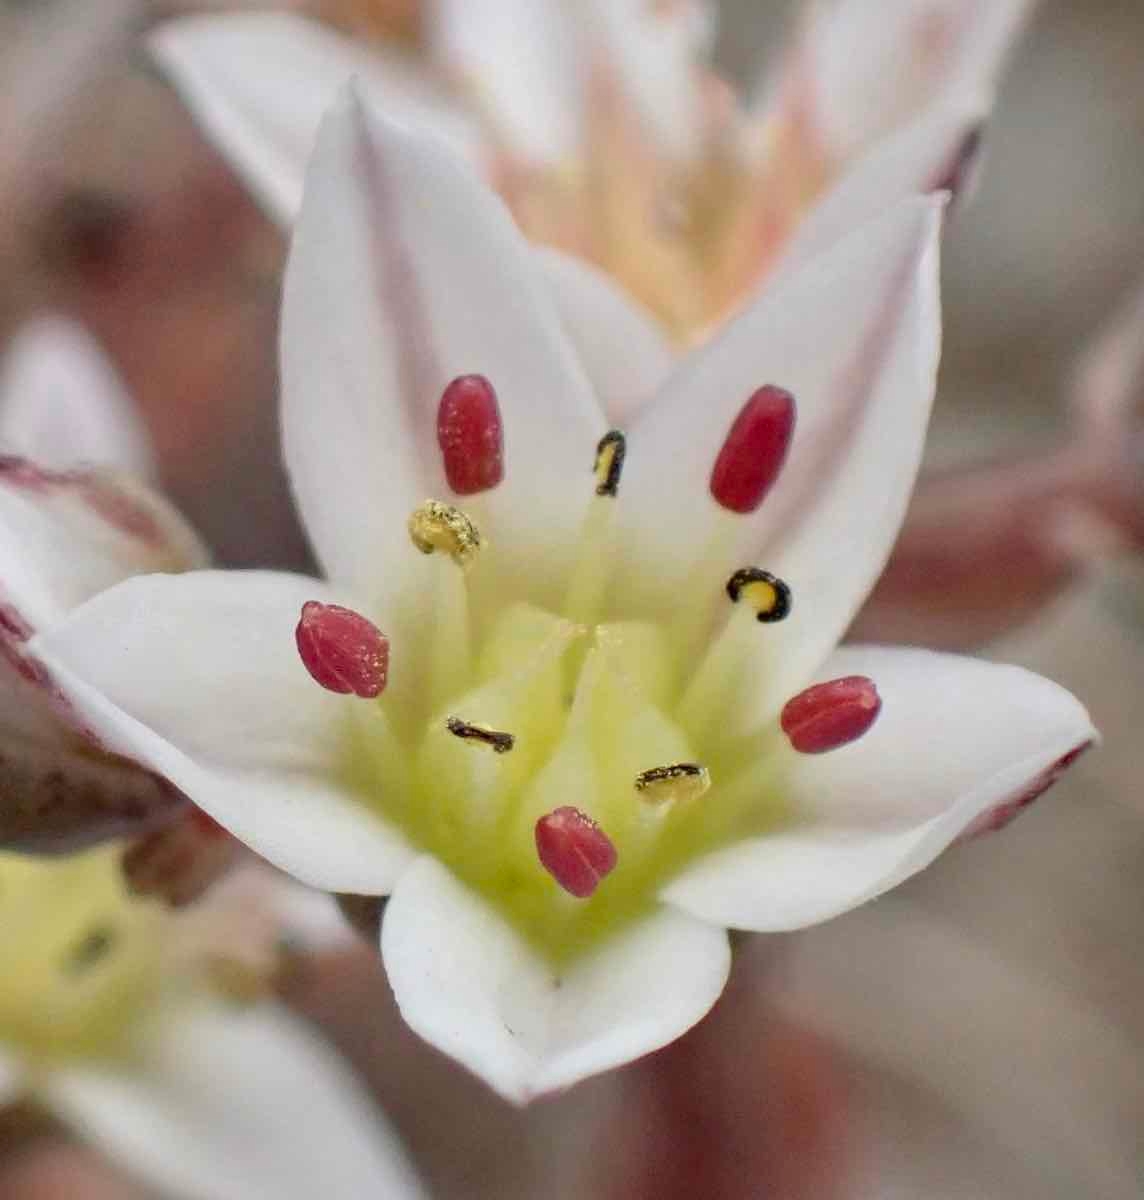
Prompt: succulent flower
<box><xmin>0</xmin><ymin>847</ymin><xmax>425</xmax><ymax>1198</ymax></box>
<box><xmin>31</xmin><ymin>95</ymin><xmax>1093</xmax><ymax>1101</ymax></box>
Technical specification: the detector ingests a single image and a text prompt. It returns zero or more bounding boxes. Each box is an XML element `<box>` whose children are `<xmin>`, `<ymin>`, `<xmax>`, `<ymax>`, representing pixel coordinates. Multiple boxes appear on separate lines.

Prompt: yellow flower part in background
<box><xmin>0</xmin><ymin>849</ymin><xmax>161</xmax><ymax>1062</ymax></box>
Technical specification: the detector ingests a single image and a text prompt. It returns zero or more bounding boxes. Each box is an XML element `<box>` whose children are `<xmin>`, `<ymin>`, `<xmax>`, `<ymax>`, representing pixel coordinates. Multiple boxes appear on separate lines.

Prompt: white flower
<box><xmin>0</xmin><ymin>317</ymin><xmax>205</xmax><ymax>851</ymax></box>
<box><xmin>146</xmin><ymin>0</ymin><xmax>1028</xmax><ymax>334</ymax></box>
<box><xmin>33</xmin><ymin>94</ymin><xmax>1094</xmax><ymax>1103</ymax></box>
<box><xmin>0</xmin><ymin>847</ymin><xmax>426</xmax><ymax>1200</ymax></box>
<box><xmin>146</xmin><ymin>7</ymin><xmax>483</xmax><ymax>229</ymax></box>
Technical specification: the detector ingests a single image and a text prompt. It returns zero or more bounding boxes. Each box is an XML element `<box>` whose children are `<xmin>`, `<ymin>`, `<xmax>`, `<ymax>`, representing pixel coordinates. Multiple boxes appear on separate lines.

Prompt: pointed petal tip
<box><xmin>382</xmin><ymin>858</ymin><xmax>730</xmax><ymax>1104</ymax></box>
<box><xmin>661</xmin><ymin>649</ymin><xmax>1094</xmax><ymax>933</ymax></box>
<box><xmin>931</xmin><ymin>119</ymin><xmax>988</xmax><ymax>200</ymax></box>
<box><xmin>959</xmin><ymin>734</ymin><xmax>1095</xmax><ymax>841</ymax></box>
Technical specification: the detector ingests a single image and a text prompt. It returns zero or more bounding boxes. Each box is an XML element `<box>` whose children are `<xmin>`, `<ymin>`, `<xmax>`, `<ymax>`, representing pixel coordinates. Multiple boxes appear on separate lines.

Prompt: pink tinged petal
<box><xmin>0</xmin><ymin>462</ymin><xmax>199</xmax><ymax>853</ymax></box>
<box><xmin>535</xmin><ymin>806</ymin><xmax>618</xmax><ymax>898</ymax></box>
<box><xmin>32</xmin><ymin>571</ymin><xmax>415</xmax><ymax>894</ymax></box>
<box><xmin>774</xmin><ymin>95</ymin><xmax>988</xmax><ymax>277</ymax></box>
<box><xmin>429</xmin><ymin>0</ymin><xmax>582</xmax><ymax>163</ymax></box>
<box><xmin>281</xmin><ymin>90</ymin><xmax>605</xmax><ymax>609</ymax></box>
<box><xmin>43</xmin><ymin>1002</ymin><xmax>428</xmax><ymax>1200</ymax></box>
<box><xmin>0</xmin><ymin>316</ymin><xmax>156</xmax><ymax>479</ymax></box>
<box><xmin>578</xmin><ymin>0</ymin><xmax>717</xmax><ymax>162</ymax></box>
<box><xmin>382</xmin><ymin>856</ymin><xmax>730</xmax><ymax>1103</ymax></box>
<box><xmin>802</xmin><ymin>0</ymin><xmax>1034</xmax><ymax>159</ymax></box>
<box><xmin>780</xmin><ymin>675</ymin><xmax>881</xmax><ymax>754</ymax></box>
<box><xmin>0</xmin><ymin>459</ymin><xmax>206</xmax><ymax>631</ymax></box>
<box><xmin>436</xmin><ymin>375</ymin><xmax>504</xmax><ymax>496</ymax></box>
<box><xmin>148</xmin><ymin>11</ymin><xmax>480</xmax><ymax>228</ymax></box>
<box><xmin>535</xmin><ymin>248</ymin><xmax>674</xmax><ymax>426</ymax></box>
<box><xmin>708</xmin><ymin>385</ymin><xmax>796</xmax><ymax>514</ymax></box>
<box><xmin>740</xmin><ymin>200</ymin><xmax>943</xmax><ymax>721</ymax></box>
<box><xmin>0</xmin><ymin>535</ymin><xmax>189</xmax><ymax>860</ymax></box>
<box><xmin>931</xmin><ymin>122</ymin><xmax>985</xmax><ymax>198</ymax></box>
<box><xmin>958</xmin><ymin>742</ymin><xmax>1093</xmax><ymax>841</ymax></box>
<box><xmin>295</xmin><ymin>602</ymin><xmax>389</xmax><ymax>699</ymax></box>
<box><xmin>0</xmin><ymin>480</ymin><xmax>187</xmax><ymax>758</ymax></box>
<box><xmin>662</xmin><ymin>644</ymin><xmax>1095</xmax><ymax>932</ymax></box>
<box><xmin>616</xmin><ymin>199</ymin><xmax>943</xmax><ymax>721</ymax></box>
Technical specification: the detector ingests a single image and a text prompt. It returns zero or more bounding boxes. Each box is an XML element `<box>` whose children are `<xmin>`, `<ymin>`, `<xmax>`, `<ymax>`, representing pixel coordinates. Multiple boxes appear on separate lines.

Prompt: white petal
<box><xmin>663</xmin><ymin>644</ymin><xmax>1095</xmax><ymax>932</ymax></box>
<box><xmin>382</xmin><ymin>855</ymin><xmax>730</xmax><ymax>1103</ymax></box>
<box><xmin>616</xmin><ymin>198</ymin><xmax>943</xmax><ymax>714</ymax></box>
<box><xmin>536</xmin><ymin>248</ymin><xmax>674</xmax><ymax>426</ymax></box>
<box><xmin>805</xmin><ymin>0</ymin><xmax>1034</xmax><ymax>157</ymax></box>
<box><xmin>0</xmin><ymin>317</ymin><xmax>155</xmax><ymax>478</ymax></box>
<box><xmin>431</xmin><ymin>0</ymin><xmax>714</xmax><ymax>164</ymax></box>
<box><xmin>579</xmin><ymin>0</ymin><xmax>716</xmax><ymax>162</ymax></box>
<box><xmin>282</xmin><ymin>90</ymin><xmax>605</xmax><ymax>607</ymax></box>
<box><xmin>0</xmin><ymin>463</ymin><xmax>205</xmax><ymax>632</ymax></box>
<box><xmin>775</xmin><ymin>94</ymin><xmax>987</xmax><ymax>275</ymax></box>
<box><xmin>43</xmin><ymin>1001</ymin><xmax>426</xmax><ymax>1200</ymax></box>
<box><xmin>429</xmin><ymin>0</ymin><xmax>581</xmax><ymax>163</ymax></box>
<box><xmin>148</xmin><ymin>11</ymin><xmax>480</xmax><ymax>227</ymax></box>
<box><xmin>33</xmin><ymin>571</ymin><xmax>414</xmax><ymax>894</ymax></box>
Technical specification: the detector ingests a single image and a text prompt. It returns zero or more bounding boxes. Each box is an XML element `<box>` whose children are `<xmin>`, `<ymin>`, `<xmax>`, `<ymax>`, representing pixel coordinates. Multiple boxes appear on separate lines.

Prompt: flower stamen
<box><xmin>726</xmin><ymin>567</ymin><xmax>792</xmax><ymax>623</ymax></box>
<box><xmin>534</xmin><ymin>806</ymin><xmax>618</xmax><ymax>898</ymax></box>
<box><xmin>295</xmin><ymin>601</ymin><xmax>390</xmax><ymax>698</ymax></box>
<box><xmin>437</xmin><ymin>375</ymin><xmax>505</xmax><ymax>495</ymax></box>
<box><xmin>445</xmin><ymin>716</ymin><xmax>516</xmax><ymax>754</ymax></box>
<box><xmin>634</xmin><ymin>762</ymin><xmax>711</xmax><ymax>805</ymax></box>
<box><xmin>710</xmin><ymin>385</ymin><xmax>796</xmax><ymax>513</ymax></box>
<box><xmin>565</xmin><ymin>434</ymin><xmax>627</xmax><ymax>627</ymax></box>
<box><xmin>780</xmin><ymin>676</ymin><xmax>881</xmax><ymax>753</ymax></box>
<box><xmin>408</xmin><ymin>500</ymin><xmax>483</xmax><ymax>567</ymax></box>
<box><xmin>677</xmin><ymin>569</ymin><xmax>791</xmax><ymax>738</ymax></box>
<box><xmin>593</xmin><ymin>430</ymin><xmax>627</xmax><ymax>498</ymax></box>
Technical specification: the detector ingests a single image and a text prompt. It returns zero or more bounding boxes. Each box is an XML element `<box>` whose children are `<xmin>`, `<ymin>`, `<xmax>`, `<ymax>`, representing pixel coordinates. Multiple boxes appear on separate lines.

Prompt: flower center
<box><xmin>0</xmin><ymin>851</ymin><xmax>161</xmax><ymax>1062</ymax></box>
<box><xmin>312</xmin><ymin>378</ymin><xmax>881</xmax><ymax>964</ymax></box>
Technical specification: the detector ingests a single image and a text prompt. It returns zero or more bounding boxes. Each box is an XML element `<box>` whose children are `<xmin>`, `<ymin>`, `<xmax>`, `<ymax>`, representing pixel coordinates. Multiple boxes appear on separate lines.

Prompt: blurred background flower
<box><xmin>0</xmin><ymin>847</ymin><xmax>426</xmax><ymax>1198</ymax></box>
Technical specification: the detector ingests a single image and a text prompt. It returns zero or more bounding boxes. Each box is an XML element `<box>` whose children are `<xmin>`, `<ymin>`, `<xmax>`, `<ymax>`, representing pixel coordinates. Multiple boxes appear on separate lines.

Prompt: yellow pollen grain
<box><xmin>726</xmin><ymin>568</ymin><xmax>791</xmax><ymax>624</ymax></box>
<box><xmin>634</xmin><ymin>762</ymin><xmax>711</xmax><ymax>806</ymax></box>
<box><xmin>408</xmin><ymin>500</ymin><xmax>482</xmax><ymax>568</ymax></box>
<box><xmin>742</xmin><ymin>579</ymin><xmax>778</xmax><ymax>616</ymax></box>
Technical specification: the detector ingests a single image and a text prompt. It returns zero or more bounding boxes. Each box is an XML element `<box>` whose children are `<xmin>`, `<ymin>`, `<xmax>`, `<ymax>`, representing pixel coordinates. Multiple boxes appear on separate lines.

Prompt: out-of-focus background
<box><xmin>1</xmin><ymin>1</ymin><xmax>1143</xmax><ymax>1196</ymax></box>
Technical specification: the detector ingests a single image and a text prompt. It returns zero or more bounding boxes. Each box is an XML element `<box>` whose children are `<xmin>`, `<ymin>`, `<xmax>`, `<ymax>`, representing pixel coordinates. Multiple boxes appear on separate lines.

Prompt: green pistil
<box><xmin>344</xmin><ymin>604</ymin><xmax>790</xmax><ymax>966</ymax></box>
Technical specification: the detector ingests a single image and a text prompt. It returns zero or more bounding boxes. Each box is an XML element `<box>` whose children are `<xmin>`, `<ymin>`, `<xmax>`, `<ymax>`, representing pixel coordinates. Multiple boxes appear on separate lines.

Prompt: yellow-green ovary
<box><xmin>346</xmin><ymin>602</ymin><xmax>789</xmax><ymax>964</ymax></box>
